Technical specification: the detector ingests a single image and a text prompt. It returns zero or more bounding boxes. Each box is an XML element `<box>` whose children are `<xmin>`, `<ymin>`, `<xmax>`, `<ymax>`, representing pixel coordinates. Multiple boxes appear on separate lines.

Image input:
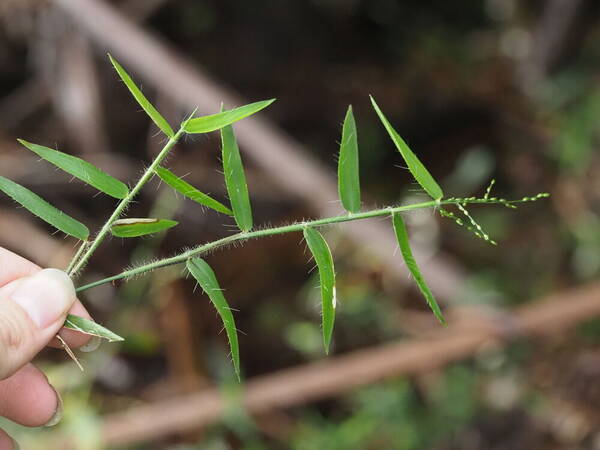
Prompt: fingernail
<box><xmin>11</xmin><ymin>269</ymin><xmax>75</xmax><ymax>329</ymax></box>
<box><xmin>44</xmin><ymin>387</ymin><xmax>63</xmax><ymax>427</ymax></box>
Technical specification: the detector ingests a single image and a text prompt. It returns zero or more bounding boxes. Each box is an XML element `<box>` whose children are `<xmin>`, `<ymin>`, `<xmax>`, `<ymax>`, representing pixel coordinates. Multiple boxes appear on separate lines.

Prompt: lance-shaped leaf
<box><xmin>18</xmin><ymin>139</ymin><xmax>129</xmax><ymax>199</ymax></box>
<box><xmin>109</xmin><ymin>54</ymin><xmax>175</xmax><ymax>138</ymax></box>
<box><xmin>392</xmin><ymin>212</ymin><xmax>445</xmax><ymax>324</ymax></box>
<box><xmin>221</xmin><ymin>118</ymin><xmax>253</xmax><ymax>231</ymax></box>
<box><xmin>183</xmin><ymin>99</ymin><xmax>275</xmax><ymax>134</ymax></box>
<box><xmin>155</xmin><ymin>167</ymin><xmax>232</xmax><ymax>215</ymax></box>
<box><xmin>0</xmin><ymin>176</ymin><xmax>89</xmax><ymax>240</ymax></box>
<box><xmin>110</xmin><ymin>218</ymin><xmax>178</xmax><ymax>238</ymax></box>
<box><xmin>370</xmin><ymin>96</ymin><xmax>444</xmax><ymax>201</ymax></box>
<box><xmin>187</xmin><ymin>258</ymin><xmax>240</xmax><ymax>380</ymax></box>
<box><xmin>338</xmin><ymin>105</ymin><xmax>361</xmax><ymax>213</ymax></box>
<box><xmin>64</xmin><ymin>314</ymin><xmax>124</xmax><ymax>342</ymax></box>
<box><xmin>303</xmin><ymin>227</ymin><xmax>336</xmax><ymax>353</ymax></box>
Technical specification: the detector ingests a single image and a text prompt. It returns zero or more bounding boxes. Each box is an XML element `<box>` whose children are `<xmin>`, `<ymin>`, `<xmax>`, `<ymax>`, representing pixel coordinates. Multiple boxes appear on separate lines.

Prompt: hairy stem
<box><xmin>69</xmin><ymin>128</ymin><xmax>185</xmax><ymax>276</ymax></box>
<box><xmin>75</xmin><ymin>195</ymin><xmax>547</xmax><ymax>293</ymax></box>
<box><xmin>66</xmin><ymin>240</ymin><xmax>89</xmax><ymax>274</ymax></box>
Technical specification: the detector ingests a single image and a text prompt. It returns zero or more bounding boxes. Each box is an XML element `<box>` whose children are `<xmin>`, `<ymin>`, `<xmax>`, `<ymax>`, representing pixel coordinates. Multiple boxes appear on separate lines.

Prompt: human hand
<box><xmin>0</xmin><ymin>247</ymin><xmax>92</xmax><ymax>449</ymax></box>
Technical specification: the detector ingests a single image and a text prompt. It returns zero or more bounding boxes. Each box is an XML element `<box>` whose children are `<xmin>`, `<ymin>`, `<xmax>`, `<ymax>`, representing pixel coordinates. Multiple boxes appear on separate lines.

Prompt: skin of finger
<box><xmin>0</xmin><ymin>247</ymin><xmax>39</xmax><ymax>287</ymax></box>
<box><xmin>0</xmin><ymin>363</ymin><xmax>58</xmax><ymax>427</ymax></box>
<box><xmin>0</xmin><ymin>247</ymin><xmax>92</xmax><ymax>349</ymax></box>
<box><xmin>0</xmin><ymin>280</ymin><xmax>76</xmax><ymax>378</ymax></box>
<box><xmin>0</xmin><ymin>428</ymin><xmax>17</xmax><ymax>450</ymax></box>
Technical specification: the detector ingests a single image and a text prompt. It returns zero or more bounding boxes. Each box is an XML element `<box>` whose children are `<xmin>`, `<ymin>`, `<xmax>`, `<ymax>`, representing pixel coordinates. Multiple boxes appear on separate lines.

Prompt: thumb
<box><xmin>0</xmin><ymin>269</ymin><xmax>76</xmax><ymax>379</ymax></box>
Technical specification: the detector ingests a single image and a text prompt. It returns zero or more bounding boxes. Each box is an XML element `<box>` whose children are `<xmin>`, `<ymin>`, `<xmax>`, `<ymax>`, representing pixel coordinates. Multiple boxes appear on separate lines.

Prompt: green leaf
<box><xmin>110</xmin><ymin>218</ymin><xmax>178</xmax><ymax>238</ymax></box>
<box><xmin>221</xmin><ymin>117</ymin><xmax>253</xmax><ymax>231</ymax></box>
<box><xmin>392</xmin><ymin>212</ymin><xmax>445</xmax><ymax>325</ymax></box>
<box><xmin>109</xmin><ymin>54</ymin><xmax>175</xmax><ymax>138</ymax></box>
<box><xmin>338</xmin><ymin>105</ymin><xmax>361</xmax><ymax>213</ymax></box>
<box><xmin>187</xmin><ymin>258</ymin><xmax>240</xmax><ymax>380</ymax></box>
<box><xmin>18</xmin><ymin>139</ymin><xmax>129</xmax><ymax>199</ymax></box>
<box><xmin>155</xmin><ymin>167</ymin><xmax>232</xmax><ymax>215</ymax></box>
<box><xmin>370</xmin><ymin>96</ymin><xmax>444</xmax><ymax>201</ymax></box>
<box><xmin>183</xmin><ymin>99</ymin><xmax>275</xmax><ymax>134</ymax></box>
<box><xmin>0</xmin><ymin>176</ymin><xmax>89</xmax><ymax>240</ymax></box>
<box><xmin>64</xmin><ymin>314</ymin><xmax>124</xmax><ymax>342</ymax></box>
<box><xmin>303</xmin><ymin>227</ymin><xmax>336</xmax><ymax>353</ymax></box>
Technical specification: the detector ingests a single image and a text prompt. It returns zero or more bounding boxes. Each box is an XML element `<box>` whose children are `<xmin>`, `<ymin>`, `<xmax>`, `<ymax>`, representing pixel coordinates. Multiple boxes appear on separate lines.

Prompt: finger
<box><xmin>0</xmin><ymin>246</ymin><xmax>93</xmax><ymax>349</ymax></box>
<box><xmin>0</xmin><ymin>247</ymin><xmax>91</xmax><ymax>348</ymax></box>
<box><xmin>0</xmin><ymin>269</ymin><xmax>76</xmax><ymax>379</ymax></box>
<box><xmin>0</xmin><ymin>428</ymin><xmax>17</xmax><ymax>450</ymax></box>
<box><xmin>0</xmin><ymin>363</ymin><xmax>60</xmax><ymax>427</ymax></box>
<box><xmin>0</xmin><ymin>247</ymin><xmax>40</xmax><ymax>287</ymax></box>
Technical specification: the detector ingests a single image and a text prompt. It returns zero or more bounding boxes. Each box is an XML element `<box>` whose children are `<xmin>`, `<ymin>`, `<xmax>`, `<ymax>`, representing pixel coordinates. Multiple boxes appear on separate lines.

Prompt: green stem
<box><xmin>76</xmin><ymin>200</ymin><xmax>437</xmax><ymax>292</ymax></box>
<box><xmin>69</xmin><ymin>128</ymin><xmax>185</xmax><ymax>276</ymax></box>
<box><xmin>74</xmin><ymin>194</ymin><xmax>550</xmax><ymax>293</ymax></box>
<box><xmin>66</xmin><ymin>240</ymin><xmax>89</xmax><ymax>274</ymax></box>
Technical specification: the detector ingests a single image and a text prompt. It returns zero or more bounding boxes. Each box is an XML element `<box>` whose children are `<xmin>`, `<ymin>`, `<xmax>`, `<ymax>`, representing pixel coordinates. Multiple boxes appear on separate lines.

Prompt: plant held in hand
<box><xmin>0</xmin><ymin>56</ymin><xmax>549</xmax><ymax>379</ymax></box>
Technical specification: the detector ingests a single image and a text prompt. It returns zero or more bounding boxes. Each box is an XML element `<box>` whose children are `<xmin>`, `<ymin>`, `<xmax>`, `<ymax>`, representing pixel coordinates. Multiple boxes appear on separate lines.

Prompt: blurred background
<box><xmin>0</xmin><ymin>0</ymin><xmax>599</xmax><ymax>448</ymax></box>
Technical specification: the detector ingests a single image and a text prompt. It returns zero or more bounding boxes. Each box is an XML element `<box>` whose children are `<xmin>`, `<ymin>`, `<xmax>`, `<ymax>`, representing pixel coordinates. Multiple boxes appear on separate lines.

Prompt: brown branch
<box><xmin>49</xmin><ymin>282</ymin><xmax>600</xmax><ymax>447</ymax></box>
<box><xmin>52</xmin><ymin>0</ymin><xmax>466</xmax><ymax>300</ymax></box>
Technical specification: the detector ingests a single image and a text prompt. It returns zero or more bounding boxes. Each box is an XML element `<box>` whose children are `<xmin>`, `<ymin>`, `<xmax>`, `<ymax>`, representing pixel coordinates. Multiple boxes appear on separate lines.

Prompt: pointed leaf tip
<box><xmin>155</xmin><ymin>167</ymin><xmax>233</xmax><ymax>215</ymax></box>
<box><xmin>109</xmin><ymin>54</ymin><xmax>175</xmax><ymax>138</ymax></box>
<box><xmin>370</xmin><ymin>97</ymin><xmax>444</xmax><ymax>201</ymax></box>
<box><xmin>303</xmin><ymin>227</ymin><xmax>336</xmax><ymax>353</ymax></box>
<box><xmin>0</xmin><ymin>175</ymin><xmax>89</xmax><ymax>240</ymax></box>
<box><xmin>18</xmin><ymin>139</ymin><xmax>129</xmax><ymax>199</ymax></box>
<box><xmin>187</xmin><ymin>258</ymin><xmax>240</xmax><ymax>379</ymax></box>
<box><xmin>392</xmin><ymin>212</ymin><xmax>445</xmax><ymax>325</ymax></box>
<box><xmin>183</xmin><ymin>99</ymin><xmax>275</xmax><ymax>134</ymax></box>
<box><xmin>338</xmin><ymin>105</ymin><xmax>361</xmax><ymax>213</ymax></box>
<box><xmin>64</xmin><ymin>314</ymin><xmax>124</xmax><ymax>342</ymax></box>
<box><xmin>221</xmin><ymin>112</ymin><xmax>253</xmax><ymax>232</ymax></box>
<box><xmin>110</xmin><ymin>218</ymin><xmax>178</xmax><ymax>238</ymax></box>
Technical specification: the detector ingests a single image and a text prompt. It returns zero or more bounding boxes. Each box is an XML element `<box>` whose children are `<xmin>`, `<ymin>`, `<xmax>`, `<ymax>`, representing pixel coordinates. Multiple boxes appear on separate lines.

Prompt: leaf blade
<box><xmin>303</xmin><ymin>227</ymin><xmax>336</xmax><ymax>353</ymax></box>
<box><xmin>183</xmin><ymin>99</ymin><xmax>275</xmax><ymax>134</ymax></box>
<box><xmin>110</xmin><ymin>218</ymin><xmax>178</xmax><ymax>238</ymax></box>
<box><xmin>338</xmin><ymin>105</ymin><xmax>361</xmax><ymax>213</ymax></box>
<box><xmin>155</xmin><ymin>167</ymin><xmax>233</xmax><ymax>215</ymax></box>
<box><xmin>109</xmin><ymin>54</ymin><xmax>175</xmax><ymax>138</ymax></box>
<box><xmin>392</xmin><ymin>212</ymin><xmax>445</xmax><ymax>324</ymax></box>
<box><xmin>0</xmin><ymin>176</ymin><xmax>89</xmax><ymax>240</ymax></box>
<box><xmin>187</xmin><ymin>258</ymin><xmax>240</xmax><ymax>380</ymax></box>
<box><xmin>221</xmin><ymin>120</ymin><xmax>253</xmax><ymax>231</ymax></box>
<box><xmin>18</xmin><ymin>139</ymin><xmax>129</xmax><ymax>199</ymax></box>
<box><xmin>64</xmin><ymin>314</ymin><xmax>124</xmax><ymax>342</ymax></box>
<box><xmin>370</xmin><ymin>96</ymin><xmax>444</xmax><ymax>201</ymax></box>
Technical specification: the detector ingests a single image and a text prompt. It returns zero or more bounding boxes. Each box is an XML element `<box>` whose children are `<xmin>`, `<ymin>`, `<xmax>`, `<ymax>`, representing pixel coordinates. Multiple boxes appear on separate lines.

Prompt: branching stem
<box><xmin>66</xmin><ymin>240</ymin><xmax>89</xmax><ymax>274</ymax></box>
<box><xmin>68</xmin><ymin>128</ymin><xmax>185</xmax><ymax>276</ymax></box>
<box><xmin>75</xmin><ymin>194</ymin><xmax>548</xmax><ymax>293</ymax></box>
